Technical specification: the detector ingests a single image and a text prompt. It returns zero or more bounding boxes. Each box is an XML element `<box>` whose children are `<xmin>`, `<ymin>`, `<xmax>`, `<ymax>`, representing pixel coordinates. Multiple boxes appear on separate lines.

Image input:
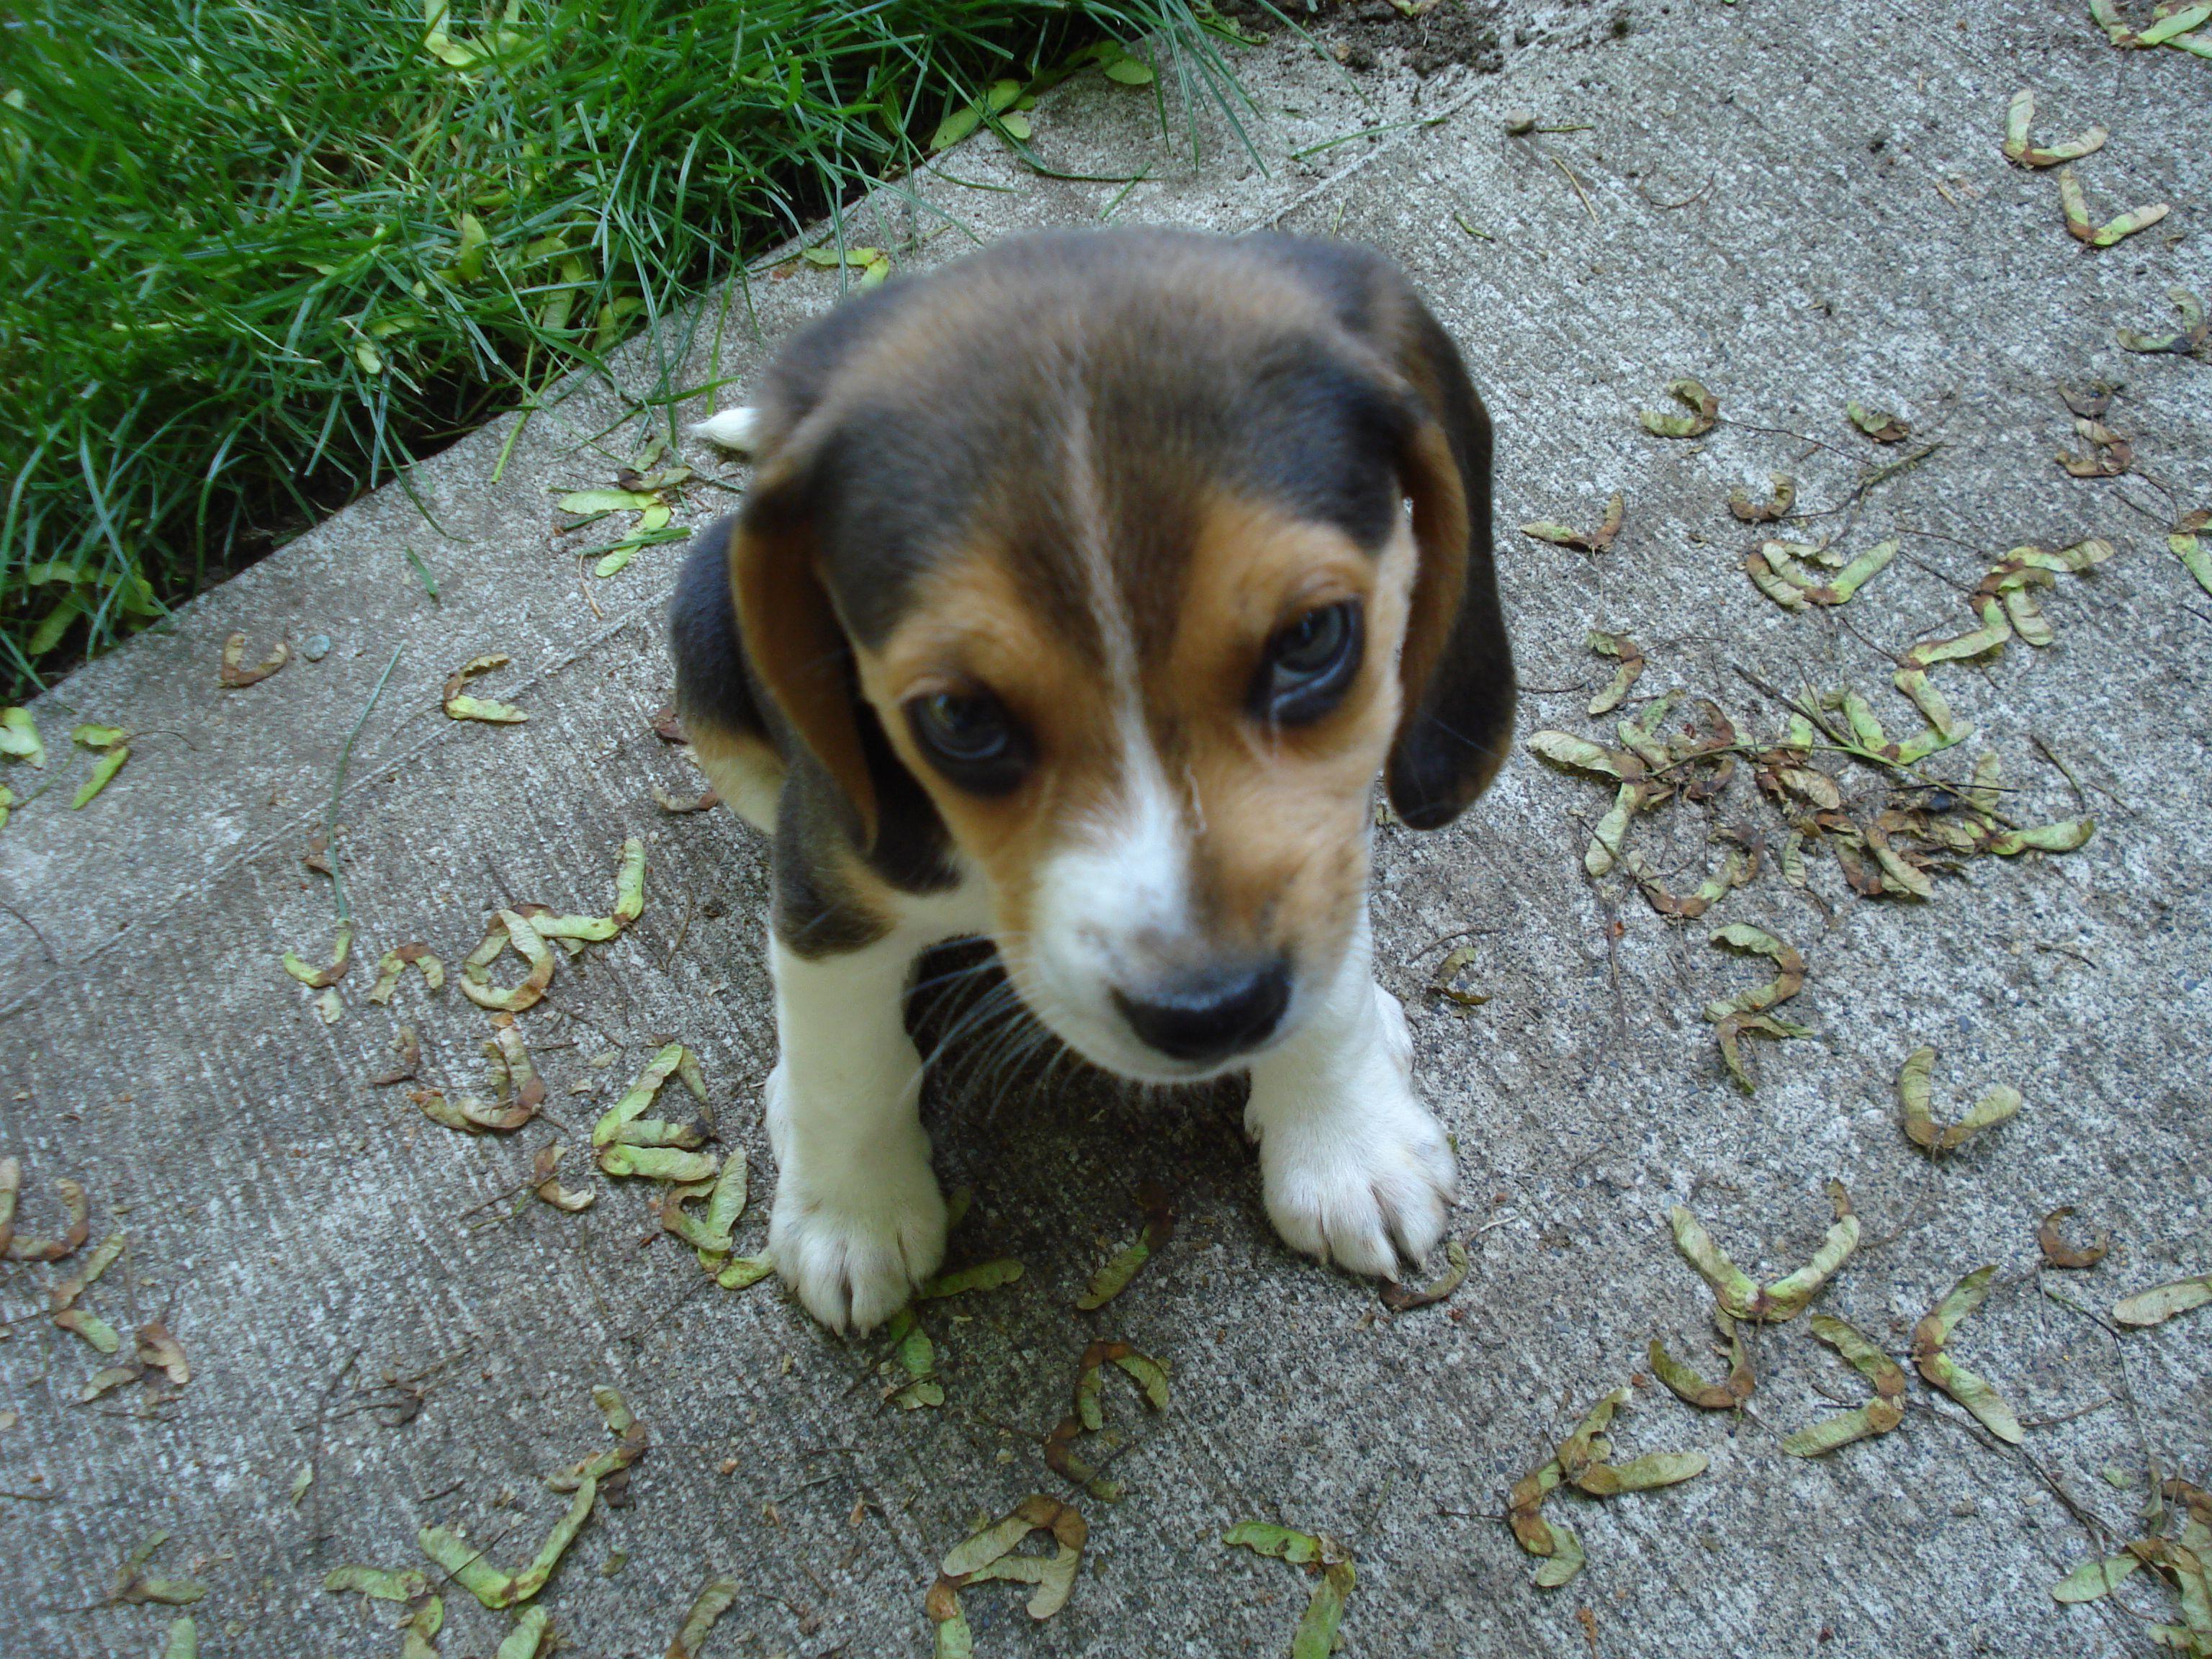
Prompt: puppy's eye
<box><xmin>1254</xmin><ymin>600</ymin><xmax>1364</xmax><ymax>724</ymax></box>
<box><xmin>905</xmin><ymin>690</ymin><xmax>1030</xmax><ymax>794</ymax></box>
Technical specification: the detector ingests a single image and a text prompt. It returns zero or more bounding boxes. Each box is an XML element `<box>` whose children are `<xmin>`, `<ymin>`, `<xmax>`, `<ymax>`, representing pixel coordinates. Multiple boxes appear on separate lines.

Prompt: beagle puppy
<box><xmin>671</xmin><ymin>228</ymin><xmax>1514</xmax><ymax>1332</ymax></box>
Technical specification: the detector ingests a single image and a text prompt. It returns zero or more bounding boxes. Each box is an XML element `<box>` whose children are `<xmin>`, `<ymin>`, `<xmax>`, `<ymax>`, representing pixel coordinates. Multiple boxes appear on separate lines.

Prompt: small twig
<box><xmin>664</xmin><ymin>890</ymin><xmax>698</xmax><ymax>969</ymax></box>
<box><xmin>307</xmin><ymin>1346</ymin><xmax>361</xmax><ymax>1548</ymax></box>
<box><xmin>2020</xmin><ymin>1395</ymin><xmax>2117</xmax><ymax>1429</ymax></box>
<box><xmin>2031</xmin><ymin>941</ymin><xmax>2099</xmax><ymax>966</ymax></box>
<box><xmin>1717</xmin><ymin>416</ymin><xmax>1851</xmax><ymax>457</ymax></box>
<box><xmin>421</xmin><ymin>1519</ymin><xmax>520</xmax><ymax>1600</ymax></box>
<box><xmin>1832</xmin><ymin>610</ymin><xmax>1902</xmax><ymax>665</ymax></box>
<box><xmin>1892</xmin><ymin>522</ymin><xmax>1996</xmax><ymax>559</ymax></box>
<box><xmin>620</xmin><ymin>1271</ymin><xmax>718</xmax><ymax>1345</ymax></box>
<box><xmin>0</xmin><ymin>901</ymin><xmax>55</xmax><ymax>963</ymax></box>
<box><xmin>1893</xmin><ymin>548</ymin><xmax>1983</xmax><ymax>597</ymax></box>
<box><xmin>1551</xmin><ymin>156</ymin><xmax>1598</xmax><ymax>223</ymax></box>
<box><xmin>1856</xmin><ymin>439</ymin><xmax>1946</xmax><ymax>498</ymax></box>
<box><xmin>1414</xmin><ymin>923</ymin><xmax>1509</xmax><ymax>958</ymax></box>
<box><xmin>1845</xmin><ymin>1152</ymin><xmax>1936</xmax><ymax>1254</ymax></box>
<box><xmin>1789</xmin><ymin>440</ymin><xmax>1948</xmax><ymax>526</ymax></box>
<box><xmin>2033</xmin><ymin>732</ymin><xmax>2132</xmax><ymax>815</ymax></box>
<box><xmin>1636</xmin><ymin>171</ymin><xmax>1715</xmax><ymax>210</ymax></box>
<box><xmin>457</xmin><ymin>1175</ymin><xmax>539</xmax><ymax>1221</ymax></box>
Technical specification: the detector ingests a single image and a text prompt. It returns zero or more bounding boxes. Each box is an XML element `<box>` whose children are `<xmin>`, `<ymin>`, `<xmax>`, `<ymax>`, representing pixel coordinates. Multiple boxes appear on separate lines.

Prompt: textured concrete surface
<box><xmin>5</xmin><ymin>3</ymin><xmax>2209</xmax><ymax>1656</ymax></box>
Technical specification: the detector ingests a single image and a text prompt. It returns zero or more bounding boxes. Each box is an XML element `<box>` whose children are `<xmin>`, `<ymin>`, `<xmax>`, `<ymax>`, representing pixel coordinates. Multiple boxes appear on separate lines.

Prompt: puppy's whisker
<box><xmin>949</xmin><ymin>999</ymin><xmax>1044</xmax><ymax>1090</ymax></box>
<box><xmin>971</xmin><ymin>1024</ymin><xmax>1066</xmax><ymax>1126</ymax></box>
<box><xmin>943</xmin><ymin>983</ymin><xmax>1057</xmax><ymax>1097</ymax></box>
<box><xmin>918</xmin><ymin>981</ymin><xmax>1028</xmax><ymax>1079</ymax></box>
<box><xmin>906</xmin><ymin>956</ymin><xmax>1000</xmax><ymax>999</ymax></box>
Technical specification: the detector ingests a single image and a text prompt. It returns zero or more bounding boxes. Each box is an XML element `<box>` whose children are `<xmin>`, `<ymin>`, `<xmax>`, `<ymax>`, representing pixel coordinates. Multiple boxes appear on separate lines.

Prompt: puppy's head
<box><xmin>732</xmin><ymin>231</ymin><xmax>1513</xmax><ymax>1082</ymax></box>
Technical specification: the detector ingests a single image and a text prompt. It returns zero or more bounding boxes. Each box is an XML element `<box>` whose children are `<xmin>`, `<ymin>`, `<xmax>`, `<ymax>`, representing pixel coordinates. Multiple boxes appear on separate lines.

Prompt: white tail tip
<box><xmin>688</xmin><ymin>406</ymin><xmax>763</xmax><ymax>454</ymax></box>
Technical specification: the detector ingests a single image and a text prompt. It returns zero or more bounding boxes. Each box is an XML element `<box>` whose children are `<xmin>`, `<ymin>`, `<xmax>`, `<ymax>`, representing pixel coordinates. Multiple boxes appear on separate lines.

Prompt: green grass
<box><xmin>0</xmin><ymin>0</ymin><xmax>1264</xmax><ymax>698</ymax></box>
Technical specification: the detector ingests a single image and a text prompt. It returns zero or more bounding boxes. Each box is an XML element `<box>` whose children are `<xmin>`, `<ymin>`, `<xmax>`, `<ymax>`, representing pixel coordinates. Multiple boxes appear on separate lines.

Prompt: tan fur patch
<box><xmin>688</xmin><ymin>721</ymin><xmax>786</xmax><ymax>835</ymax></box>
<box><xmin>851</xmin><ymin>546</ymin><xmax>1121</xmax><ymax>947</ymax></box>
<box><xmin>853</xmin><ymin>490</ymin><xmax>1415</xmax><ymax>986</ymax></box>
<box><xmin>1161</xmin><ymin>493</ymin><xmax>1415</xmax><ymax>978</ymax></box>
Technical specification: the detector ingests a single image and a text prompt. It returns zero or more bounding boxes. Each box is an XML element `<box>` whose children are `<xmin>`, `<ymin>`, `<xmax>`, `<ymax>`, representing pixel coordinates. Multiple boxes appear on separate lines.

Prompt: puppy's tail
<box><xmin>688</xmin><ymin>405</ymin><xmax>763</xmax><ymax>455</ymax></box>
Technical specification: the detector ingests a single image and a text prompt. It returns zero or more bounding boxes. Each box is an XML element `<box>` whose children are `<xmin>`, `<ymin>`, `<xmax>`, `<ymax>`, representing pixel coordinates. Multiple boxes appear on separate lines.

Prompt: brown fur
<box><xmin>852</xmin><ymin>492</ymin><xmax>1413</xmax><ymax>981</ymax></box>
<box><xmin>672</xmin><ymin>228</ymin><xmax>1514</xmax><ymax>970</ymax></box>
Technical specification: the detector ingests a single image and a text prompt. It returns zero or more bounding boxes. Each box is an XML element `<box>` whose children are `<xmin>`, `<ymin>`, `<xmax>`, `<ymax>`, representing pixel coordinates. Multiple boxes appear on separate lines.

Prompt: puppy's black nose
<box><xmin>1115</xmin><ymin>961</ymin><xmax>1290</xmax><ymax>1064</ymax></box>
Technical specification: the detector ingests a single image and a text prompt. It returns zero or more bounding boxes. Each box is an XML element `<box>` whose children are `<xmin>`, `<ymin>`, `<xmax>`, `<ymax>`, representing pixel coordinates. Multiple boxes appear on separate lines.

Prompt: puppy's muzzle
<box><xmin>1112</xmin><ymin>958</ymin><xmax>1291</xmax><ymax>1066</ymax></box>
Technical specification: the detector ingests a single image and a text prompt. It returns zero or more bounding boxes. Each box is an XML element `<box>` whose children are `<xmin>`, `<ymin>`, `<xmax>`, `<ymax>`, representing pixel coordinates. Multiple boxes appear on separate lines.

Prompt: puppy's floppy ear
<box><xmin>1244</xmin><ymin>233</ymin><xmax>1514</xmax><ymax>829</ymax></box>
<box><xmin>1380</xmin><ymin>298</ymin><xmax>1516</xmax><ymax>830</ymax></box>
<box><xmin>728</xmin><ymin>426</ymin><xmax>879</xmax><ymax>848</ymax></box>
<box><xmin>719</xmin><ymin>276</ymin><xmax>938</xmax><ymax>853</ymax></box>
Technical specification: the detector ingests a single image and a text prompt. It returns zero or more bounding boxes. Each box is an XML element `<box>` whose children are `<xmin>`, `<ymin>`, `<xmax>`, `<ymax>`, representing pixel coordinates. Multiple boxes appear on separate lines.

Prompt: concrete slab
<box><xmin>4</xmin><ymin>4</ymin><xmax>2208</xmax><ymax>1656</ymax></box>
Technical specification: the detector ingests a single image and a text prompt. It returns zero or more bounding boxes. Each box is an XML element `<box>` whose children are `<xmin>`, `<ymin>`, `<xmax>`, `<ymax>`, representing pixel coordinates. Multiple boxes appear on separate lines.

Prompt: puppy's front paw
<box><xmin>1373</xmin><ymin>981</ymin><xmax>1414</xmax><ymax>1078</ymax></box>
<box><xmin>767</xmin><ymin>1118</ymin><xmax>946</xmax><ymax>1334</ymax></box>
<box><xmin>1252</xmin><ymin>1084</ymin><xmax>1456</xmax><ymax>1280</ymax></box>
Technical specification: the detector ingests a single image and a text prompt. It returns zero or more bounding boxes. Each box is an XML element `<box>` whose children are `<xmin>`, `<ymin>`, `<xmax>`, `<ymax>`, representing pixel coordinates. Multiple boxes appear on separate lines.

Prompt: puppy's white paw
<box><xmin>769</xmin><ymin>1154</ymin><xmax>946</xmax><ymax>1334</ymax></box>
<box><xmin>763</xmin><ymin>1069</ymin><xmax>945</xmax><ymax>1333</ymax></box>
<box><xmin>1252</xmin><ymin>1084</ymin><xmax>1456</xmax><ymax>1280</ymax></box>
<box><xmin>1374</xmin><ymin>981</ymin><xmax>1414</xmax><ymax>1078</ymax></box>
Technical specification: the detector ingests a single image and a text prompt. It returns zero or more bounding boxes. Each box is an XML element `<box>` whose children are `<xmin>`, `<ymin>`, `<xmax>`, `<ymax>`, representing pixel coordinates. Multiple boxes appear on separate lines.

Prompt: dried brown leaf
<box><xmin>220</xmin><ymin>632</ymin><xmax>290</xmax><ymax>688</ymax></box>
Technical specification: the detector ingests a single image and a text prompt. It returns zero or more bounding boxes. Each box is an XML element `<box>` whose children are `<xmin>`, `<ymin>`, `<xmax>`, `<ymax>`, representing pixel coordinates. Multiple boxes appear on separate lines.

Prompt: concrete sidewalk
<box><xmin>4</xmin><ymin>3</ymin><xmax>2208</xmax><ymax>1655</ymax></box>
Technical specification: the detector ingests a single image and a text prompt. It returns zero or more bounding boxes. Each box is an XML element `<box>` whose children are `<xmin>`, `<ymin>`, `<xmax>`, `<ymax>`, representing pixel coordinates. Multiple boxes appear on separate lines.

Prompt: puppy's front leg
<box><xmin>1245</xmin><ymin>914</ymin><xmax>1457</xmax><ymax>1278</ymax></box>
<box><xmin>764</xmin><ymin>928</ymin><xmax>946</xmax><ymax>1332</ymax></box>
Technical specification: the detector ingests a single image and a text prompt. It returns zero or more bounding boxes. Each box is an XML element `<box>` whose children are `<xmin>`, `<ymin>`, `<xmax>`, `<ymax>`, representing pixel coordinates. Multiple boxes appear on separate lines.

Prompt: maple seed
<box><xmin>1650</xmin><ymin>1310</ymin><xmax>1753</xmax><ymax>1409</ymax></box>
<box><xmin>1380</xmin><ymin>1238</ymin><xmax>1470</xmax><ymax>1312</ymax></box>
<box><xmin>2037</xmin><ymin>1207</ymin><xmax>2108</xmax><ymax>1270</ymax></box>
<box><xmin>667</xmin><ymin>1578</ymin><xmax>739</xmax><ymax>1659</ymax></box>
<box><xmin>220</xmin><ymin>632</ymin><xmax>291</xmax><ymax>688</ymax></box>
<box><xmin>2110</xmin><ymin>1274</ymin><xmax>2212</xmax><ymax>1328</ymax></box>
<box><xmin>2056</xmin><ymin>164</ymin><xmax>2169</xmax><ymax>247</ymax></box>
<box><xmin>2000</xmin><ymin>89</ymin><xmax>2106</xmax><ymax>168</ymax></box>
<box><xmin>1898</xmin><ymin>1046</ymin><xmax>2023</xmax><ymax>1152</ymax></box>
<box><xmin>1224</xmin><ymin>1521</ymin><xmax>1355</xmax><ymax>1648</ymax></box>
<box><xmin>1584</xmin><ymin>630</ymin><xmax>1646</xmax><ymax>716</ymax></box>
<box><xmin>1911</xmin><ymin>1266</ymin><xmax>2023</xmax><ymax>1443</ymax></box>
<box><xmin>459</xmin><ymin>910</ymin><xmax>556</xmax><ymax>1012</ymax></box>
<box><xmin>1505</xmin><ymin>1385</ymin><xmax>1705</xmax><ymax>1586</ymax></box>
<box><xmin>2051</xmin><ymin>1555</ymin><xmax>2141</xmax><ymax>1604</ymax></box>
<box><xmin>1668</xmin><ymin>1185</ymin><xmax>1857</xmax><ymax>1322</ymax></box>
<box><xmin>1847</xmin><ymin>401</ymin><xmax>1911</xmax><ymax>443</ymax></box>
<box><xmin>1781</xmin><ymin>1314</ymin><xmax>1907</xmax><ymax>1456</ymax></box>
<box><xmin>933</xmin><ymin>1496</ymin><xmax>1087</xmax><ymax>1632</ymax></box>
<box><xmin>1639</xmin><ymin>378</ymin><xmax>1718</xmax><ymax>438</ymax></box>
<box><xmin>2117</xmin><ymin>287</ymin><xmax>2208</xmax><ymax>356</ymax></box>
<box><xmin>1074</xmin><ymin>1182</ymin><xmax>1174</xmax><ymax>1310</ymax></box>
<box><xmin>2056</xmin><ymin>417</ymin><xmax>2131</xmax><ymax>478</ymax></box>
<box><xmin>444</xmin><ymin>654</ymin><xmax>527</xmax><ymax>723</ymax></box>
<box><xmin>1728</xmin><ymin>474</ymin><xmax>1796</xmax><ymax>523</ymax></box>
<box><xmin>1520</xmin><ymin>492</ymin><xmax>1625</xmax><ymax>554</ymax></box>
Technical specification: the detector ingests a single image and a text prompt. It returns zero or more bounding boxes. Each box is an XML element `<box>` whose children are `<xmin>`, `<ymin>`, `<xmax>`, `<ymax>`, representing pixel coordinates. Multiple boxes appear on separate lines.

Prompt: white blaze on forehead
<box><xmin>1012</xmin><ymin>395</ymin><xmax>1202</xmax><ymax>1069</ymax></box>
<box><xmin>1060</xmin><ymin>394</ymin><xmax>1144</xmax><ymax>720</ymax></box>
<box><xmin>1061</xmin><ymin>393</ymin><xmax>1185</xmax><ymax>898</ymax></box>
